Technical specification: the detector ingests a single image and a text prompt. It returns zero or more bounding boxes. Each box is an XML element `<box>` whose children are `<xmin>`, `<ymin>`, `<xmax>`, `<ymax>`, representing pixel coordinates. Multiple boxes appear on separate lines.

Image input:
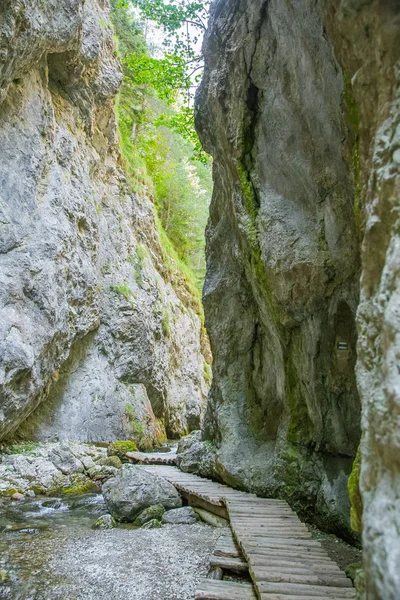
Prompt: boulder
<box><xmin>102</xmin><ymin>464</ymin><xmax>182</xmax><ymax>522</ymax></box>
<box><xmin>141</xmin><ymin>518</ymin><xmax>162</xmax><ymax>529</ymax></box>
<box><xmin>162</xmin><ymin>507</ymin><xmax>199</xmax><ymax>525</ymax></box>
<box><xmin>49</xmin><ymin>445</ymin><xmax>84</xmax><ymax>475</ymax></box>
<box><xmin>133</xmin><ymin>504</ymin><xmax>165</xmax><ymax>527</ymax></box>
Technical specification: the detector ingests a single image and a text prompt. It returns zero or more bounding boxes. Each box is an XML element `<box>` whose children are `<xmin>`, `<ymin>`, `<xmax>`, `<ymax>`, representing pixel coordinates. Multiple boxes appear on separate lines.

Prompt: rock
<box><xmin>141</xmin><ymin>518</ymin><xmax>162</xmax><ymax>530</ymax></box>
<box><xmin>177</xmin><ymin>431</ymin><xmax>202</xmax><ymax>455</ymax></box>
<box><xmin>193</xmin><ymin>508</ymin><xmax>228</xmax><ymax>528</ymax></box>
<box><xmin>87</xmin><ymin>465</ymin><xmax>118</xmax><ymax>482</ymax></box>
<box><xmin>133</xmin><ymin>504</ymin><xmax>165</xmax><ymax>527</ymax></box>
<box><xmin>97</xmin><ymin>456</ymin><xmax>122</xmax><ymax>469</ymax></box>
<box><xmin>162</xmin><ymin>507</ymin><xmax>199</xmax><ymax>525</ymax></box>
<box><xmin>49</xmin><ymin>445</ymin><xmax>84</xmax><ymax>475</ymax></box>
<box><xmin>92</xmin><ymin>515</ymin><xmax>116</xmax><ymax>530</ymax></box>
<box><xmin>11</xmin><ymin>492</ymin><xmax>24</xmax><ymax>501</ymax></box>
<box><xmin>107</xmin><ymin>441</ymin><xmax>138</xmax><ymax>462</ymax></box>
<box><xmin>102</xmin><ymin>464</ymin><xmax>182</xmax><ymax>522</ymax></box>
<box><xmin>195</xmin><ymin>0</ymin><xmax>361</xmax><ymax>541</ymax></box>
<box><xmin>0</xmin><ymin>0</ymin><xmax>209</xmax><ymax>446</ymax></box>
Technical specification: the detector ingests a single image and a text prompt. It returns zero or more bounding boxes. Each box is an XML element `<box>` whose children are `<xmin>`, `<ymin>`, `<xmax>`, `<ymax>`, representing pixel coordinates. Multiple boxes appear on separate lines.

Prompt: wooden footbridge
<box><xmin>137</xmin><ymin>463</ymin><xmax>356</xmax><ymax>600</ymax></box>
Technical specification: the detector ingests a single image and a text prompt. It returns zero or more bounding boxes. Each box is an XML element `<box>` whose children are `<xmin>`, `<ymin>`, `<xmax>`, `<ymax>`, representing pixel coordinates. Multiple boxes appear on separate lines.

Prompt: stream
<box><xmin>0</xmin><ymin>490</ymin><xmax>219</xmax><ymax>600</ymax></box>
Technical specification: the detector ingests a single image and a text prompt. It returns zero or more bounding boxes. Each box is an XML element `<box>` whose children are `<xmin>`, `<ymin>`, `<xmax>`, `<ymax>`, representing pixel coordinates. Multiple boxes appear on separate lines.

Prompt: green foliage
<box><xmin>6</xmin><ymin>442</ymin><xmax>39</xmax><ymax>455</ymax></box>
<box><xmin>111</xmin><ymin>0</ymin><xmax>212</xmax><ymax>290</ymax></box>
<box><xmin>110</xmin><ymin>282</ymin><xmax>136</xmax><ymax>306</ymax></box>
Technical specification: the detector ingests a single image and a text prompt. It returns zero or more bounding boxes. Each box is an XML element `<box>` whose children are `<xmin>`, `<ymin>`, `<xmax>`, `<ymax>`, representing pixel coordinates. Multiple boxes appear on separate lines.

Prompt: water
<box><xmin>0</xmin><ymin>493</ymin><xmax>107</xmax><ymax>599</ymax></box>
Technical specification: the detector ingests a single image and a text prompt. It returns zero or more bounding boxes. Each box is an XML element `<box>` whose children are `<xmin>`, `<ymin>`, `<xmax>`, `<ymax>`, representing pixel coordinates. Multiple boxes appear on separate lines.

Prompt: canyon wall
<box><xmin>0</xmin><ymin>0</ymin><xmax>208</xmax><ymax>446</ymax></box>
<box><xmin>196</xmin><ymin>5</ymin><xmax>400</xmax><ymax>594</ymax></box>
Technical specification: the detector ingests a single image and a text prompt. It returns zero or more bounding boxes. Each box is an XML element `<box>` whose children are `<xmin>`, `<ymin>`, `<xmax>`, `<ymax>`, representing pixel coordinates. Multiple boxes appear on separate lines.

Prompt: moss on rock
<box><xmin>107</xmin><ymin>440</ymin><xmax>138</xmax><ymax>461</ymax></box>
<box><xmin>348</xmin><ymin>446</ymin><xmax>363</xmax><ymax>533</ymax></box>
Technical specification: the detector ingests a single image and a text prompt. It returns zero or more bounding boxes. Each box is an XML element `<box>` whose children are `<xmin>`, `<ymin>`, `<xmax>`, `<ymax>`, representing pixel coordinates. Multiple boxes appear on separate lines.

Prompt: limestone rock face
<box><xmin>197</xmin><ymin>0</ymin><xmax>400</xmax><ymax>593</ymax></box>
<box><xmin>0</xmin><ymin>0</ymin><xmax>208</xmax><ymax>443</ymax></box>
<box><xmin>196</xmin><ymin>0</ymin><xmax>360</xmax><ymax>539</ymax></box>
<box><xmin>102</xmin><ymin>464</ymin><xmax>182</xmax><ymax>521</ymax></box>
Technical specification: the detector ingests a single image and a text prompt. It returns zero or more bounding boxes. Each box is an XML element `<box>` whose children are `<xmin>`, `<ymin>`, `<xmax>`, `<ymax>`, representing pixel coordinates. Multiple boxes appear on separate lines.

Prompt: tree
<box><xmin>119</xmin><ymin>0</ymin><xmax>210</xmax><ymax>162</ymax></box>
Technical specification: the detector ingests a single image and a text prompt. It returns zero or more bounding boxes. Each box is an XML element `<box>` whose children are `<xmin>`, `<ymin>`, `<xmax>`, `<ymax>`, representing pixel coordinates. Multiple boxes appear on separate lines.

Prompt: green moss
<box><xmin>124</xmin><ymin>403</ymin><xmax>136</xmax><ymax>421</ymax></box>
<box><xmin>161</xmin><ymin>306</ymin><xmax>171</xmax><ymax>337</ymax></box>
<box><xmin>97</xmin><ymin>455</ymin><xmax>122</xmax><ymax>469</ymax></box>
<box><xmin>62</xmin><ymin>480</ymin><xmax>99</xmax><ymax>495</ymax></box>
<box><xmin>110</xmin><ymin>282</ymin><xmax>136</xmax><ymax>306</ymax></box>
<box><xmin>203</xmin><ymin>361</ymin><xmax>212</xmax><ymax>386</ymax></box>
<box><xmin>107</xmin><ymin>440</ymin><xmax>138</xmax><ymax>461</ymax></box>
<box><xmin>237</xmin><ymin>162</ymin><xmax>258</xmax><ymax>248</ymax></box>
<box><xmin>348</xmin><ymin>446</ymin><xmax>363</xmax><ymax>533</ymax></box>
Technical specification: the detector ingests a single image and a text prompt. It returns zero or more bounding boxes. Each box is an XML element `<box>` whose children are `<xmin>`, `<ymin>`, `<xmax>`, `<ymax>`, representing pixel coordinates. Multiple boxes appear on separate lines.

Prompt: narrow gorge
<box><xmin>0</xmin><ymin>0</ymin><xmax>399</xmax><ymax>599</ymax></box>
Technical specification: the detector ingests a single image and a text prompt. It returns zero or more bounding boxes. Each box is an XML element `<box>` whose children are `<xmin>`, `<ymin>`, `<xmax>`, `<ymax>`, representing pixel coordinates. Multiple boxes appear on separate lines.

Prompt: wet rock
<box><xmin>162</xmin><ymin>507</ymin><xmax>199</xmax><ymax>525</ymax></box>
<box><xmin>133</xmin><ymin>504</ymin><xmax>165</xmax><ymax>527</ymax></box>
<box><xmin>92</xmin><ymin>515</ymin><xmax>116</xmax><ymax>530</ymax></box>
<box><xmin>102</xmin><ymin>464</ymin><xmax>182</xmax><ymax>522</ymax></box>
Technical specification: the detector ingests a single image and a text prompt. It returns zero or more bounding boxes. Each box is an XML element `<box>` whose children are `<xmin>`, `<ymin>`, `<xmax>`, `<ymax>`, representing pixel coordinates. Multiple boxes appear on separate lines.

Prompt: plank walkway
<box><xmin>126</xmin><ymin>451</ymin><xmax>177</xmax><ymax>465</ymax></box>
<box><xmin>139</xmin><ymin>465</ymin><xmax>356</xmax><ymax>600</ymax></box>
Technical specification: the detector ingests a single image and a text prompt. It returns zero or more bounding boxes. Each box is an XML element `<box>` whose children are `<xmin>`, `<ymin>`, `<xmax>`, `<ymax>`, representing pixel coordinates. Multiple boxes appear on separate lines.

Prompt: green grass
<box><xmin>110</xmin><ymin>282</ymin><xmax>136</xmax><ymax>306</ymax></box>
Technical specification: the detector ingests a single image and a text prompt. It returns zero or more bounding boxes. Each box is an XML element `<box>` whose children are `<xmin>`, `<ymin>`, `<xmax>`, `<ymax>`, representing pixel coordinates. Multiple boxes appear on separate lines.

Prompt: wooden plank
<box><xmin>257</xmin><ymin>582</ymin><xmax>356</xmax><ymax>597</ymax></box>
<box><xmin>195</xmin><ymin>579</ymin><xmax>257</xmax><ymax>600</ymax></box>
<box><xmin>214</xmin><ymin>535</ymin><xmax>241</xmax><ymax>558</ymax></box>
<box><xmin>250</xmin><ymin>566</ymin><xmax>353</xmax><ymax>587</ymax></box>
<box><xmin>259</xmin><ymin>596</ymin><xmax>353</xmax><ymax>600</ymax></box>
<box><xmin>247</xmin><ymin>557</ymin><xmax>341</xmax><ymax>571</ymax></box>
<box><xmin>209</xmin><ymin>555</ymin><xmax>248</xmax><ymax>573</ymax></box>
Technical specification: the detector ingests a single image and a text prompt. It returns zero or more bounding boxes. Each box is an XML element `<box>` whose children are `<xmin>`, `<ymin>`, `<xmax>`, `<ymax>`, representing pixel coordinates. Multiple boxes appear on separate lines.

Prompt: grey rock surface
<box><xmin>0</xmin><ymin>441</ymin><xmax>106</xmax><ymax>495</ymax></box>
<box><xmin>0</xmin><ymin>0</ymin><xmax>208</xmax><ymax>444</ymax></box>
<box><xmin>196</xmin><ymin>0</ymin><xmax>360</xmax><ymax>540</ymax></box>
<box><xmin>102</xmin><ymin>464</ymin><xmax>182</xmax><ymax>522</ymax></box>
<box><xmin>197</xmin><ymin>0</ymin><xmax>400</xmax><ymax>595</ymax></box>
<box><xmin>162</xmin><ymin>506</ymin><xmax>199</xmax><ymax>525</ymax></box>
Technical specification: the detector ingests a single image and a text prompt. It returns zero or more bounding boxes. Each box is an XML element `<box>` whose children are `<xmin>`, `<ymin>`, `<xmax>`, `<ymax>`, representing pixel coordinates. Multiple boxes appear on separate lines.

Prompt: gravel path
<box><xmin>21</xmin><ymin>524</ymin><xmax>221</xmax><ymax>600</ymax></box>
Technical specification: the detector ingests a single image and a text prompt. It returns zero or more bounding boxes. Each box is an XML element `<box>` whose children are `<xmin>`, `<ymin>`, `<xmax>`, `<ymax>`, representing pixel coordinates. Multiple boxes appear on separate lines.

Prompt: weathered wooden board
<box><xmin>125</xmin><ymin>451</ymin><xmax>177</xmax><ymax>465</ymax></box>
<box><xmin>195</xmin><ymin>579</ymin><xmax>257</xmax><ymax>600</ymax></box>
<box><xmin>209</xmin><ymin>555</ymin><xmax>248</xmax><ymax>573</ymax></box>
<box><xmin>138</xmin><ymin>465</ymin><xmax>355</xmax><ymax>600</ymax></box>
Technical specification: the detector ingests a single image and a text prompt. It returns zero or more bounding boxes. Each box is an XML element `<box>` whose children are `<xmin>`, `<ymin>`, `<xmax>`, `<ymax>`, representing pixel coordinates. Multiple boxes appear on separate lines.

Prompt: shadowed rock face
<box><xmin>195</xmin><ymin>0</ymin><xmax>361</xmax><ymax>540</ymax></box>
<box><xmin>0</xmin><ymin>0</ymin><xmax>208</xmax><ymax>444</ymax></box>
<box><xmin>196</xmin><ymin>0</ymin><xmax>400</xmax><ymax>593</ymax></box>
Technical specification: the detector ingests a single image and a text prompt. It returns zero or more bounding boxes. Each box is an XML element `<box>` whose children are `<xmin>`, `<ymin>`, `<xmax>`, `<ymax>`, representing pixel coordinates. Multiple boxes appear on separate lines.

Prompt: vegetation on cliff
<box><xmin>110</xmin><ymin>0</ymin><xmax>211</xmax><ymax>289</ymax></box>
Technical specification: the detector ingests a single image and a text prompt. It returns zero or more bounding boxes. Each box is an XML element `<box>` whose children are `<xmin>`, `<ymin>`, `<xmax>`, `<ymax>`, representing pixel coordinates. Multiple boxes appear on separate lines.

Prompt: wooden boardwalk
<box><xmin>139</xmin><ymin>465</ymin><xmax>356</xmax><ymax>600</ymax></box>
<box><xmin>126</xmin><ymin>451</ymin><xmax>177</xmax><ymax>466</ymax></box>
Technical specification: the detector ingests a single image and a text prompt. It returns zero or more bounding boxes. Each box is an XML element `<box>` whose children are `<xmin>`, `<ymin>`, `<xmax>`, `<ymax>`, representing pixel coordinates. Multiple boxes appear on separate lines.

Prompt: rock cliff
<box><xmin>196</xmin><ymin>7</ymin><xmax>400</xmax><ymax>596</ymax></box>
<box><xmin>0</xmin><ymin>0</ymin><xmax>208</xmax><ymax>446</ymax></box>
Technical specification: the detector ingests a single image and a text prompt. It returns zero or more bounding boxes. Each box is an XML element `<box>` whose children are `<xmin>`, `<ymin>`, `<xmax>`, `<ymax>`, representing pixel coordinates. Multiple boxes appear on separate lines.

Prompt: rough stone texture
<box><xmin>197</xmin><ymin>0</ymin><xmax>400</xmax><ymax>595</ymax></box>
<box><xmin>161</xmin><ymin>506</ymin><xmax>199</xmax><ymax>525</ymax></box>
<box><xmin>0</xmin><ymin>0</ymin><xmax>208</xmax><ymax>444</ymax></box>
<box><xmin>196</xmin><ymin>0</ymin><xmax>361</xmax><ymax>540</ymax></box>
<box><xmin>327</xmin><ymin>2</ymin><xmax>400</xmax><ymax>598</ymax></box>
<box><xmin>102</xmin><ymin>464</ymin><xmax>182</xmax><ymax>522</ymax></box>
<box><xmin>0</xmin><ymin>441</ymin><xmax>106</xmax><ymax>495</ymax></box>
